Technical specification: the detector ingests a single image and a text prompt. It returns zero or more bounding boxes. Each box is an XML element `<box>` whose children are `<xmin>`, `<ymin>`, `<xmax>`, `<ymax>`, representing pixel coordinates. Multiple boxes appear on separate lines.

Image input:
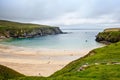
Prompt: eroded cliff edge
<box><xmin>0</xmin><ymin>20</ymin><xmax>63</xmax><ymax>39</ymax></box>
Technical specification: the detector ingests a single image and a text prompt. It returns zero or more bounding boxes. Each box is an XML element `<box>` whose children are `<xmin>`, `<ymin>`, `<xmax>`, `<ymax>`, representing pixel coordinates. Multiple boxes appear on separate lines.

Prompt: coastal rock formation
<box><xmin>96</xmin><ymin>28</ymin><xmax>120</xmax><ymax>43</ymax></box>
<box><xmin>0</xmin><ymin>20</ymin><xmax>63</xmax><ymax>39</ymax></box>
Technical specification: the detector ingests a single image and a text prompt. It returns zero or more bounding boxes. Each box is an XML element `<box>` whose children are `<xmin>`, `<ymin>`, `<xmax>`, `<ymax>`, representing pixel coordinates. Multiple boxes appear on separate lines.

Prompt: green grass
<box><xmin>104</xmin><ymin>28</ymin><xmax>120</xmax><ymax>32</ymax></box>
<box><xmin>51</xmin><ymin>42</ymin><xmax>120</xmax><ymax>77</ymax></box>
<box><xmin>51</xmin><ymin>65</ymin><xmax>120</xmax><ymax>80</ymax></box>
<box><xmin>0</xmin><ymin>20</ymin><xmax>52</xmax><ymax>28</ymax></box>
<box><xmin>0</xmin><ymin>65</ymin><xmax>24</xmax><ymax>80</ymax></box>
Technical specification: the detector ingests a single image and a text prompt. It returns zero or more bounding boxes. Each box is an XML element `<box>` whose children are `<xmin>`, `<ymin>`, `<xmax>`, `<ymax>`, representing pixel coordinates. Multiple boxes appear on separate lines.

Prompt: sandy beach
<box><xmin>0</xmin><ymin>44</ymin><xmax>89</xmax><ymax>77</ymax></box>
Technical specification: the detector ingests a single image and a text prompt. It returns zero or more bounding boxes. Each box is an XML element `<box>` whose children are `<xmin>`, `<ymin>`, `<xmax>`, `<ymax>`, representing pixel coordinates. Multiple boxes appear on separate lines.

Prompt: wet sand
<box><xmin>0</xmin><ymin>44</ymin><xmax>89</xmax><ymax>77</ymax></box>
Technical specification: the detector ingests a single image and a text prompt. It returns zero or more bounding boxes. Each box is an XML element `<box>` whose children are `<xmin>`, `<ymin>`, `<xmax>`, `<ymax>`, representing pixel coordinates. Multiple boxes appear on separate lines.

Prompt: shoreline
<box><xmin>0</xmin><ymin>44</ymin><xmax>92</xmax><ymax>77</ymax></box>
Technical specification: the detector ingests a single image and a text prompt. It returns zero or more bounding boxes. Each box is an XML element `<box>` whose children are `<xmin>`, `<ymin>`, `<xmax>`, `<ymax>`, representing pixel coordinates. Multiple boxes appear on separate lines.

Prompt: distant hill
<box><xmin>0</xmin><ymin>20</ymin><xmax>62</xmax><ymax>39</ymax></box>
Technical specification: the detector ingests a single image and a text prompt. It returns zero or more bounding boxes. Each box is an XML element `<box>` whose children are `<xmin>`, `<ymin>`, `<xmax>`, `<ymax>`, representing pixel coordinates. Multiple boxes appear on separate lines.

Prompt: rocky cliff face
<box><xmin>96</xmin><ymin>28</ymin><xmax>120</xmax><ymax>44</ymax></box>
<box><xmin>0</xmin><ymin>20</ymin><xmax>63</xmax><ymax>39</ymax></box>
<box><xmin>23</xmin><ymin>27</ymin><xmax>62</xmax><ymax>38</ymax></box>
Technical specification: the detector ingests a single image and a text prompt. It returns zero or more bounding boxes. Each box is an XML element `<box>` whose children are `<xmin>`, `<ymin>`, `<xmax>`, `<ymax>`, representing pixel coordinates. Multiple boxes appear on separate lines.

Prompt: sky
<box><xmin>0</xmin><ymin>0</ymin><xmax>120</xmax><ymax>28</ymax></box>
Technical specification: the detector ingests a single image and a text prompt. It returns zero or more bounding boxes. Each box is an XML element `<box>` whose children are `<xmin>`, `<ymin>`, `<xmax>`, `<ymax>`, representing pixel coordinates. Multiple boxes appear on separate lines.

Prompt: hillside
<box><xmin>50</xmin><ymin>42</ymin><xmax>120</xmax><ymax>80</ymax></box>
<box><xmin>0</xmin><ymin>65</ymin><xmax>24</xmax><ymax>80</ymax></box>
<box><xmin>96</xmin><ymin>28</ymin><xmax>120</xmax><ymax>44</ymax></box>
<box><xmin>0</xmin><ymin>20</ymin><xmax>62</xmax><ymax>39</ymax></box>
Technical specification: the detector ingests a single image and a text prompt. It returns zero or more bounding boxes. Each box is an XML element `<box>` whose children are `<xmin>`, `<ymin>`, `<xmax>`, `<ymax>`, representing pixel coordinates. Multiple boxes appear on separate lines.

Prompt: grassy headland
<box><xmin>0</xmin><ymin>28</ymin><xmax>120</xmax><ymax>80</ymax></box>
<box><xmin>96</xmin><ymin>28</ymin><xmax>120</xmax><ymax>44</ymax></box>
<box><xmin>0</xmin><ymin>20</ymin><xmax>62</xmax><ymax>39</ymax></box>
<box><xmin>0</xmin><ymin>65</ymin><xmax>24</xmax><ymax>80</ymax></box>
<box><xmin>104</xmin><ymin>28</ymin><xmax>120</xmax><ymax>32</ymax></box>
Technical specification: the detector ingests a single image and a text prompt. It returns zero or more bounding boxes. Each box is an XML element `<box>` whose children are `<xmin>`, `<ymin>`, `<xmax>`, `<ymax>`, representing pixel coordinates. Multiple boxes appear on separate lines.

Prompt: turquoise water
<box><xmin>0</xmin><ymin>29</ymin><xmax>104</xmax><ymax>50</ymax></box>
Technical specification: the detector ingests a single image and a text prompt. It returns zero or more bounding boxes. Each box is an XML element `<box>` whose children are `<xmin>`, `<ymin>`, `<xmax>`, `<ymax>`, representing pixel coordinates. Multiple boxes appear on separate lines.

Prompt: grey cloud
<box><xmin>0</xmin><ymin>0</ymin><xmax>81</xmax><ymax>21</ymax></box>
<box><xmin>0</xmin><ymin>0</ymin><xmax>120</xmax><ymax>25</ymax></box>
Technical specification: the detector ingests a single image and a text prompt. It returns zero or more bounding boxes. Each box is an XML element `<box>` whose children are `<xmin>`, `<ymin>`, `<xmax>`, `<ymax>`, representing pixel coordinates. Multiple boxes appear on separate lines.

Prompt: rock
<box><xmin>77</xmin><ymin>64</ymin><xmax>89</xmax><ymax>71</ymax></box>
<box><xmin>0</xmin><ymin>36</ymin><xmax>6</xmax><ymax>39</ymax></box>
<box><xmin>95</xmin><ymin>63</ymin><xmax>100</xmax><ymax>65</ymax></box>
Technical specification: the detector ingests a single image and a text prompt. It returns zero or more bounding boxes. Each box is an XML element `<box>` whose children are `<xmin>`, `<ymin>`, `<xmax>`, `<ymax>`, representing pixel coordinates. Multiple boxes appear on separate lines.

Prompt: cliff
<box><xmin>0</xmin><ymin>20</ymin><xmax>62</xmax><ymax>39</ymax></box>
<box><xmin>96</xmin><ymin>28</ymin><xmax>120</xmax><ymax>44</ymax></box>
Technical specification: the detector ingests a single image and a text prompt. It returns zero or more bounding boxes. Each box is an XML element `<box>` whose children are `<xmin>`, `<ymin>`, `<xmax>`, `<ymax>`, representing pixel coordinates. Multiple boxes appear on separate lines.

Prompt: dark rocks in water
<box><xmin>98</xmin><ymin>41</ymin><xmax>111</xmax><ymax>45</ymax></box>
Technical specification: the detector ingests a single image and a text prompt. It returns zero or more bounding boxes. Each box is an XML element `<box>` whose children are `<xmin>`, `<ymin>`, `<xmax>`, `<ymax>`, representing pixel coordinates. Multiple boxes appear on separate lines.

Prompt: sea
<box><xmin>0</xmin><ymin>27</ymin><xmax>105</xmax><ymax>51</ymax></box>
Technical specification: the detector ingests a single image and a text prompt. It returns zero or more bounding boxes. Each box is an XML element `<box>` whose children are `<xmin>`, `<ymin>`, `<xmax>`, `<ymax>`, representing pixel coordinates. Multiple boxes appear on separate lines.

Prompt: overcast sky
<box><xmin>0</xmin><ymin>0</ymin><xmax>120</xmax><ymax>27</ymax></box>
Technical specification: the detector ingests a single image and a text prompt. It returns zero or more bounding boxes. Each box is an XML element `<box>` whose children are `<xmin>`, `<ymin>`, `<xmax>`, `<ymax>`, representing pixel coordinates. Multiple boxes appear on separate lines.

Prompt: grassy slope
<box><xmin>0</xmin><ymin>20</ymin><xmax>52</xmax><ymax>31</ymax></box>
<box><xmin>7</xmin><ymin>42</ymin><xmax>120</xmax><ymax>80</ymax></box>
<box><xmin>0</xmin><ymin>20</ymin><xmax>52</xmax><ymax>28</ymax></box>
<box><xmin>0</xmin><ymin>65</ymin><xmax>24</xmax><ymax>80</ymax></box>
<box><xmin>50</xmin><ymin>42</ymin><xmax>120</xmax><ymax>79</ymax></box>
<box><xmin>104</xmin><ymin>28</ymin><xmax>120</xmax><ymax>32</ymax></box>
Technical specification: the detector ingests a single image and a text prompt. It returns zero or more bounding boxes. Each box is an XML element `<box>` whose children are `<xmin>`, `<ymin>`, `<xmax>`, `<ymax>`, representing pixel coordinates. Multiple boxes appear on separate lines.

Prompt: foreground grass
<box><xmin>50</xmin><ymin>42</ymin><xmax>120</xmax><ymax>78</ymax></box>
<box><xmin>12</xmin><ymin>65</ymin><xmax>120</xmax><ymax>80</ymax></box>
<box><xmin>1</xmin><ymin>42</ymin><xmax>119</xmax><ymax>80</ymax></box>
<box><xmin>0</xmin><ymin>65</ymin><xmax>24</xmax><ymax>80</ymax></box>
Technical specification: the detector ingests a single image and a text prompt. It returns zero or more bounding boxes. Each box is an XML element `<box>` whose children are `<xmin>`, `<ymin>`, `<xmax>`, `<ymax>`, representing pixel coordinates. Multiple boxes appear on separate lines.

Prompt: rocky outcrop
<box><xmin>96</xmin><ymin>28</ymin><xmax>120</xmax><ymax>44</ymax></box>
<box><xmin>0</xmin><ymin>20</ymin><xmax>63</xmax><ymax>39</ymax></box>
